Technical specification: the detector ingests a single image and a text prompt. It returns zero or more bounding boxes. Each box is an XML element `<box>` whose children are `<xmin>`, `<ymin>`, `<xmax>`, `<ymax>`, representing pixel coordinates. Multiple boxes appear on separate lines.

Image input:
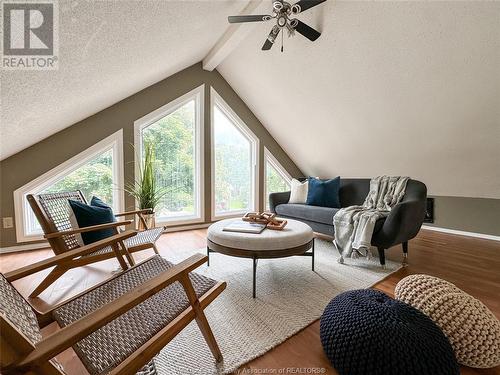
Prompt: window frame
<box><xmin>133</xmin><ymin>85</ymin><xmax>205</xmax><ymax>226</ymax></box>
<box><xmin>210</xmin><ymin>87</ymin><xmax>259</xmax><ymax>220</ymax></box>
<box><xmin>264</xmin><ymin>147</ymin><xmax>292</xmax><ymax>210</ymax></box>
<box><xmin>13</xmin><ymin>130</ymin><xmax>125</xmax><ymax>243</ymax></box>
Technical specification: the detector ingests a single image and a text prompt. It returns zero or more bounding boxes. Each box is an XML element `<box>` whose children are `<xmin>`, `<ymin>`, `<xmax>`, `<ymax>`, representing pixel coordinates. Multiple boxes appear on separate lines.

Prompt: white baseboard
<box><xmin>167</xmin><ymin>223</ymin><xmax>212</xmax><ymax>232</ymax></box>
<box><xmin>422</xmin><ymin>225</ymin><xmax>500</xmax><ymax>242</ymax></box>
<box><xmin>0</xmin><ymin>242</ymin><xmax>49</xmax><ymax>254</ymax></box>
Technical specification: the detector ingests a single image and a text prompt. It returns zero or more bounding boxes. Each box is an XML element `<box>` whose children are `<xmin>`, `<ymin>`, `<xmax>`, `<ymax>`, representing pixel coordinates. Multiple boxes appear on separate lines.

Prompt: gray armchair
<box><xmin>269</xmin><ymin>178</ymin><xmax>427</xmax><ymax>266</ymax></box>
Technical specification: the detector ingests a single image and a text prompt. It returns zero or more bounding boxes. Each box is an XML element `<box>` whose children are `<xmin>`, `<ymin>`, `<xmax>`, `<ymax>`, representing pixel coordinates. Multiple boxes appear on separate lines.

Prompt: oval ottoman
<box><xmin>395</xmin><ymin>274</ymin><xmax>500</xmax><ymax>369</ymax></box>
<box><xmin>320</xmin><ymin>289</ymin><xmax>459</xmax><ymax>375</ymax></box>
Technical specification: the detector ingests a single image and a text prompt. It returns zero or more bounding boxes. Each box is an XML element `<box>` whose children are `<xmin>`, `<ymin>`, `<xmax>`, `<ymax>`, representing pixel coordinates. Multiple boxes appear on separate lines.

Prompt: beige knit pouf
<box><xmin>395</xmin><ymin>274</ymin><xmax>500</xmax><ymax>369</ymax></box>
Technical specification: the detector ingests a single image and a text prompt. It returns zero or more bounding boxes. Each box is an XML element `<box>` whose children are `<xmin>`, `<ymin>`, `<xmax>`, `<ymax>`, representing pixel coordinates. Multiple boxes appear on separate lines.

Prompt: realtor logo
<box><xmin>2</xmin><ymin>1</ymin><xmax>58</xmax><ymax>70</ymax></box>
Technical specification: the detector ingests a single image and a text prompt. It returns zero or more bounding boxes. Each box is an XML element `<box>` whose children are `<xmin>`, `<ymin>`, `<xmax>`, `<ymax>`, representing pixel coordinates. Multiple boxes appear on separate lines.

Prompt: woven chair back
<box><xmin>27</xmin><ymin>191</ymin><xmax>87</xmax><ymax>254</ymax></box>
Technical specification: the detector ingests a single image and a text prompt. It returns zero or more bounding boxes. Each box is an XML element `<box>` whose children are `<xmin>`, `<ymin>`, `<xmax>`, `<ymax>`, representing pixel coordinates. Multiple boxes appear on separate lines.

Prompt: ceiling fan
<box><xmin>228</xmin><ymin>0</ymin><xmax>326</xmax><ymax>51</ymax></box>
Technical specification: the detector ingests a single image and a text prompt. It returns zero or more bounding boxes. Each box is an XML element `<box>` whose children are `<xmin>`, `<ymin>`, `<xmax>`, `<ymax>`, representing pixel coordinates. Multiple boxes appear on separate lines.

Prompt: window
<box><xmin>14</xmin><ymin>130</ymin><xmax>124</xmax><ymax>242</ymax></box>
<box><xmin>211</xmin><ymin>88</ymin><xmax>259</xmax><ymax>218</ymax></box>
<box><xmin>134</xmin><ymin>85</ymin><xmax>204</xmax><ymax>225</ymax></box>
<box><xmin>264</xmin><ymin>148</ymin><xmax>292</xmax><ymax>210</ymax></box>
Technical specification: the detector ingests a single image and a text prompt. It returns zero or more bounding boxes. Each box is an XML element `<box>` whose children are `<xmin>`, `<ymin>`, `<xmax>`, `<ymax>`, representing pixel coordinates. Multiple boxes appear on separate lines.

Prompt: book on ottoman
<box><xmin>223</xmin><ymin>221</ymin><xmax>266</xmax><ymax>234</ymax></box>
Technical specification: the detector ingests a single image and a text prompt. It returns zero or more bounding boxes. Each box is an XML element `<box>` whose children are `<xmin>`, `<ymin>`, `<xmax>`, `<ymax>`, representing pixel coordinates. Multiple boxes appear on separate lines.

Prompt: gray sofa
<box><xmin>269</xmin><ymin>178</ymin><xmax>427</xmax><ymax>266</ymax></box>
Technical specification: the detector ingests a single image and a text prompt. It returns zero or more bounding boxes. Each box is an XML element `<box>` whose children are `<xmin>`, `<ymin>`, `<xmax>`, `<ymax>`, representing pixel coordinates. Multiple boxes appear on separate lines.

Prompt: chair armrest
<box><xmin>269</xmin><ymin>191</ymin><xmax>291</xmax><ymax>213</ymax></box>
<box><xmin>373</xmin><ymin>200</ymin><xmax>426</xmax><ymax>248</ymax></box>
<box><xmin>114</xmin><ymin>209</ymin><xmax>153</xmax><ymax>217</ymax></box>
<box><xmin>4</xmin><ymin>230</ymin><xmax>138</xmax><ymax>282</ymax></box>
<box><xmin>44</xmin><ymin>220</ymin><xmax>132</xmax><ymax>239</ymax></box>
<box><xmin>13</xmin><ymin>254</ymin><xmax>208</xmax><ymax>369</ymax></box>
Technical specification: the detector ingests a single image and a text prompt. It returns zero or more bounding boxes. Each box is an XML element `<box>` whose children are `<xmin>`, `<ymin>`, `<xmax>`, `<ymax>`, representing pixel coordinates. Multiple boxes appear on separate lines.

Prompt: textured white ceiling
<box><xmin>218</xmin><ymin>1</ymin><xmax>500</xmax><ymax>198</ymax></box>
<box><xmin>0</xmin><ymin>0</ymin><xmax>247</xmax><ymax>160</ymax></box>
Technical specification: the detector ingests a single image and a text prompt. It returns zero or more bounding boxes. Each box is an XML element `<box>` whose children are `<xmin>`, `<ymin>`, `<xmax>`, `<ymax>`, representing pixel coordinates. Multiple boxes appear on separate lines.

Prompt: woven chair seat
<box><xmin>124</xmin><ymin>227</ymin><xmax>163</xmax><ymax>249</ymax></box>
<box><xmin>53</xmin><ymin>255</ymin><xmax>217</xmax><ymax>375</ymax></box>
<box><xmin>0</xmin><ymin>274</ymin><xmax>42</xmax><ymax>346</ymax></box>
<box><xmin>80</xmin><ymin>228</ymin><xmax>164</xmax><ymax>259</ymax></box>
<box><xmin>81</xmin><ymin>245</ymin><xmax>115</xmax><ymax>258</ymax></box>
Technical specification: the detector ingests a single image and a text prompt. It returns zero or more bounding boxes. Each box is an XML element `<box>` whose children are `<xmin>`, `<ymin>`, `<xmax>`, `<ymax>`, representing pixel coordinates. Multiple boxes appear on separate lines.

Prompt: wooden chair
<box><xmin>0</xmin><ymin>236</ymin><xmax>226</xmax><ymax>375</ymax></box>
<box><xmin>27</xmin><ymin>191</ymin><xmax>165</xmax><ymax>297</ymax></box>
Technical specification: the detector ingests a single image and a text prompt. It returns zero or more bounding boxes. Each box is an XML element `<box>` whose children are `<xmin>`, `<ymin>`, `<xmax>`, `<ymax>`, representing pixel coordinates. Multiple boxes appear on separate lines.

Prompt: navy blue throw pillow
<box><xmin>68</xmin><ymin>198</ymin><xmax>116</xmax><ymax>245</ymax></box>
<box><xmin>90</xmin><ymin>196</ymin><xmax>112</xmax><ymax>209</ymax></box>
<box><xmin>306</xmin><ymin>177</ymin><xmax>341</xmax><ymax>208</ymax></box>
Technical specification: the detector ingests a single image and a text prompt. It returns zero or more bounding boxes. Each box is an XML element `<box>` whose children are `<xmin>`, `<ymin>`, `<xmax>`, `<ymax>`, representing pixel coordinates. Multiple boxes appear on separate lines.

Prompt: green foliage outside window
<box><xmin>37</xmin><ymin>98</ymin><xmax>289</xmax><ymax>222</ymax></box>
<box><xmin>42</xmin><ymin>149</ymin><xmax>114</xmax><ymax>205</ymax></box>
<box><xmin>141</xmin><ymin>100</ymin><xmax>197</xmax><ymax>218</ymax></box>
<box><xmin>213</xmin><ymin>106</ymin><xmax>252</xmax><ymax>214</ymax></box>
<box><xmin>265</xmin><ymin>161</ymin><xmax>290</xmax><ymax>209</ymax></box>
<box><xmin>215</xmin><ymin>142</ymin><xmax>251</xmax><ymax>212</ymax></box>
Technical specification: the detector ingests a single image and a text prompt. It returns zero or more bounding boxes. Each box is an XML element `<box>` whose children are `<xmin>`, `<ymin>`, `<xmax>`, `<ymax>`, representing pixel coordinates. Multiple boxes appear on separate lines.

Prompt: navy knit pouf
<box><xmin>320</xmin><ymin>290</ymin><xmax>459</xmax><ymax>375</ymax></box>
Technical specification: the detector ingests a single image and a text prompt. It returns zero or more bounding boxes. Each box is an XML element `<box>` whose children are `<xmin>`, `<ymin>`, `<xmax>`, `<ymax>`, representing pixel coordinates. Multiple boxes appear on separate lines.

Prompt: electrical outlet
<box><xmin>2</xmin><ymin>217</ymin><xmax>14</xmax><ymax>229</ymax></box>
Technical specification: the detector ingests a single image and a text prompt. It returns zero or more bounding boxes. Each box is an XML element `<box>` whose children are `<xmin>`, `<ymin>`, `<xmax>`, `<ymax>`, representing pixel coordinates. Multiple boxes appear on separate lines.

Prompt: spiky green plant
<box><xmin>125</xmin><ymin>142</ymin><xmax>166</xmax><ymax>211</ymax></box>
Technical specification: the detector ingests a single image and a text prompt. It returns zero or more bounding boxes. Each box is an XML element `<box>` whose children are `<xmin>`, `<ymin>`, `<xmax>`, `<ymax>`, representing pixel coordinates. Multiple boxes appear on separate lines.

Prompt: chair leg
<box><xmin>29</xmin><ymin>266</ymin><xmax>67</xmax><ymax>298</ymax></box>
<box><xmin>377</xmin><ymin>247</ymin><xmax>386</xmax><ymax>270</ymax></box>
<box><xmin>152</xmin><ymin>243</ymin><xmax>160</xmax><ymax>255</ymax></box>
<box><xmin>402</xmin><ymin>241</ymin><xmax>409</xmax><ymax>267</ymax></box>
<box><xmin>180</xmin><ymin>275</ymin><xmax>223</xmax><ymax>362</ymax></box>
<box><xmin>118</xmin><ymin>241</ymin><xmax>135</xmax><ymax>267</ymax></box>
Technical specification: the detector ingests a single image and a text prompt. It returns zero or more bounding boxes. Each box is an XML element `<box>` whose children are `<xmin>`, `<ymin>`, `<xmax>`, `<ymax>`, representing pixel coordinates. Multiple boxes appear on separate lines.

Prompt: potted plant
<box><xmin>126</xmin><ymin>142</ymin><xmax>166</xmax><ymax>230</ymax></box>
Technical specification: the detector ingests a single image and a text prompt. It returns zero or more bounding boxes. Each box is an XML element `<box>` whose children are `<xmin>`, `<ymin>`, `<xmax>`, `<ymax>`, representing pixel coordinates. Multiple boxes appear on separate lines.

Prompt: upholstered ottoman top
<box><xmin>207</xmin><ymin>218</ymin><xmax>313</xmax><ymax>254</ymax></box>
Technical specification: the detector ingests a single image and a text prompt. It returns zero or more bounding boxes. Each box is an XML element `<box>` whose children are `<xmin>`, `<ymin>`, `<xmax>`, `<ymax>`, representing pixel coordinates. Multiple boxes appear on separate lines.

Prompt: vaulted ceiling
<box><xmin>1</xmin><ymin>1</ymin><xmax>499</xmax><ymax>198</ymax></box>
<box><xmin>0</xmin><ymin>0</ymin><xmax>247</xmax><ymax>160</ymax></box>
<box><xmin>218</xmin><ymin>1</ymin><xmax>500</xmax><ymax>198</ymax></box>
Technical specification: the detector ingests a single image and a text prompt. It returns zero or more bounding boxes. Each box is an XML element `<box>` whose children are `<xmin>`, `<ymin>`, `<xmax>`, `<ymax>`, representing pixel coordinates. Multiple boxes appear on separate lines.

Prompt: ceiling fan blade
<box><xmin>292</xmin><ymin>0</ymin><xmax>326</xmax><ymax>14</ymax></box>
<box><xmin>293</xmin><ymin>19</ymin><xmax>321</xmax><ymax>41</ymax></box>
<box><xmin>262</xmin><ymin>27</ymin><xmax>280</xmax><ymax>50</ymax></box>
<box><xmin>228</xmin><ymin>15</ymin><xmax>271</xmax><ymax>23</ymax></box>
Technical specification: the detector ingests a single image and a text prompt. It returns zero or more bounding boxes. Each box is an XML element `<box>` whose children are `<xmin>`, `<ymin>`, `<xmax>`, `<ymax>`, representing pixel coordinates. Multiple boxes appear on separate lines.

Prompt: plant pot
<box><xmin>138</xmin><ymin>213</ymin><xmax>156</xmax><ymax>231</ymax></box>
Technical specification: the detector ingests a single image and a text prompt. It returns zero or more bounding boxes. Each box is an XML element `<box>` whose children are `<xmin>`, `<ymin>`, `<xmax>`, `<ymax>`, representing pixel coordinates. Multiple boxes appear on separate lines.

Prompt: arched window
<box><xmin>14</xmin><ymin>130</ymin><xmax>124</xmax><ymax>242</ymax></box>
<box><xmin>211</xmin><ymin>88</ymin><xmax>259</xmax><ymax>219</ymax></box>
<box><xmin>264</xmin><ymin>148</ymin><xmax>292</xmax><ymax>210</ymax></box>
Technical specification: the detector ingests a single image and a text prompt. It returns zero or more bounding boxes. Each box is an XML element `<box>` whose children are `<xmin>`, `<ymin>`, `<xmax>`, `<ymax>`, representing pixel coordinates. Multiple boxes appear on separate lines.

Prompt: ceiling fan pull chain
<box><xmin>281</xmin><ymin>30</ymin><xmax>284</xmax><ymax>53</ymax></box>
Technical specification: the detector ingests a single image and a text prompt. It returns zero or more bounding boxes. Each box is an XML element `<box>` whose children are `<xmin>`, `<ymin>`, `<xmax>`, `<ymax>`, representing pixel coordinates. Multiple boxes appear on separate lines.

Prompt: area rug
<box><xmin>153</xmin><ymin>239</ymin><xmax>401</xmax><ymax>374</ymax></box>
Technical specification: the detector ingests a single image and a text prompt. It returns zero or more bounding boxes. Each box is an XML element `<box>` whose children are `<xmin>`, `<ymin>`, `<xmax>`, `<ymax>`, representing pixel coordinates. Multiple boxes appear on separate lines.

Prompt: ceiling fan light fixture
<box><xmin>277</xmin><ymin>16</ymin><xmax>287</xmax><ymax>27</ymax></box>
<box><xmin>227</xmin><ymin>0</ymin><xmax>326</xmax><ymax>51</ymax></box>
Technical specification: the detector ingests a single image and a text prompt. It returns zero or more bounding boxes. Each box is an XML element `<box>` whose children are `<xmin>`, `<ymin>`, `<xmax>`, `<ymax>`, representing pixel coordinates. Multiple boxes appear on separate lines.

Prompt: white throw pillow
<box><xmin>288</xmin><ymin>179</ymin><xmax>308</xmax><ymax>204</ymax></box>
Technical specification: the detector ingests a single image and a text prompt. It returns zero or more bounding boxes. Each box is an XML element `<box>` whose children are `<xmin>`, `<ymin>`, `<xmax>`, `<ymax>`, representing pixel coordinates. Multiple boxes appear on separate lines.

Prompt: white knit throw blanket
<box><xmin>334</xmin><ymin>176</ymin><xmax>409</xmax><ymax>262</ymax></box>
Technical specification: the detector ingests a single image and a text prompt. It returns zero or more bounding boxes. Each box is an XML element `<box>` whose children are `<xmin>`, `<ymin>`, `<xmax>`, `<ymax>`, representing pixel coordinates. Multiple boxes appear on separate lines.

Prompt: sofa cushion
<box><xmin>306</xmin><ymin>177</ymin><xmax>341</xmax><ymax>208</ymax></box>
<box><xmin>276</xmin><ymin>203</ymin><xmax>339</xmax><ymax>225</ymax></box>
<box><xmin>276</xmin><ymin>203</ymin><xmax>386</xmax><ymax>235</ymax></box>
<box><xmin>289</xmin><ymin>178</ymin><xmax>309</xmax><ymax>204</ymax></box>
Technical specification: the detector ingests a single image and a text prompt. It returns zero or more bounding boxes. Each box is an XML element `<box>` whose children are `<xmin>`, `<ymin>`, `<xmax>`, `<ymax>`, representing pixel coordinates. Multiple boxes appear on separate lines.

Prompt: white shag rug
<box><xmin>153</xmin><ymin>239</ymin><xmax>400</xmax><ymax>374</ymax></box>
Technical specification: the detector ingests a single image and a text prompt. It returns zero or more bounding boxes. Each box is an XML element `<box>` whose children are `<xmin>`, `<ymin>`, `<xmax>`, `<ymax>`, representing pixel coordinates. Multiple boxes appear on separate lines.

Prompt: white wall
<box><xmin>218</xmin><ymin>1</ymin><xmax>500</xmax><ymax>199</ymax></box>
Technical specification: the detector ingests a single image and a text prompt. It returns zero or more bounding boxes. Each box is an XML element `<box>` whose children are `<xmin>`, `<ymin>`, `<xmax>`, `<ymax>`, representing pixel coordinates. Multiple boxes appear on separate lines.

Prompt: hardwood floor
<box><xmin>1</xmin><ymin>229</ymin><xmax>499</xmax><ymax>374</ymax></box>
